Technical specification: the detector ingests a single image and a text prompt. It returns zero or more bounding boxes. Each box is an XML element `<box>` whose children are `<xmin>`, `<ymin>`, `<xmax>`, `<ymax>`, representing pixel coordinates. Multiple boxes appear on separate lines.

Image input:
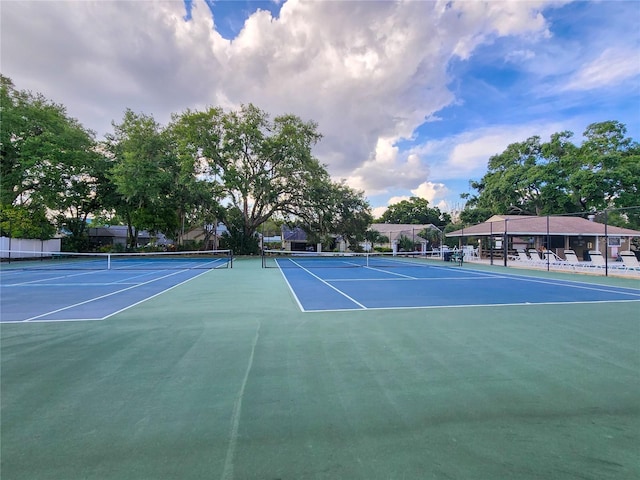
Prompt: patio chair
<box><xmin>527</xmin><ymin>249</ymin><xmax>546</xmax><ymax>264</ymax></box>
<box><xmin>514</xmin><ymin>249</ymin><xmax>530</xmax><ymax>262</ymax></box>
<box><xmin>587</xmin><ymin>251</ymin><xmax>606</xmax><ymax>267</ymax></box>
<box><xmin>562</xmin><ymin>250</ymin><xmax>585</xmax><ymax>269</ymax></box>
<box><xmin>563</xmin><ymin>249</ymin><xmax>582</xmax><ymax>264</ymax></box>
<box><xmin>619</xmin><ymin>251</ymin><xmax>640</xmax><ymax>270</ymax></box>
<box><xmin>543</xmin><ymin>250</ymin><xmax>570</xmax><ymax>268</ymax></box>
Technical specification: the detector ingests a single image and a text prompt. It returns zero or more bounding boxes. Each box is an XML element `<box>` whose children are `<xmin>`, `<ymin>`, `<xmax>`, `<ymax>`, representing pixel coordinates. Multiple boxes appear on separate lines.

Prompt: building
<box><xmin>368</xmin><ymin>223</ymin><xmax>439</xmax><ymax>251</ymax></box>
<box><xmin>87</xmin><ymin>226</ymin><xmax>171</xmax><ymax>249</ymax></box>
<box><xmin>446</xmin><ymin>215</ymin><xmax>640</xmax><ymax>260</ymax></box>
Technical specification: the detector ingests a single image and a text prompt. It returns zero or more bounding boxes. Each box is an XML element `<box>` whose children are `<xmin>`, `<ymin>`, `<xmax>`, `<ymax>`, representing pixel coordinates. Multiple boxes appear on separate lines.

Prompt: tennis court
<box><xmin>266</xmin><ymin>252</ymin><xmax>640</xmax><ymax>311</ymax></box>
<box><xmin>2</xmin><ymin>257</ymin><xmax>639</xmax><ymax>479</ymax></box>
<box><xmin>0</xmin><ymin>250</ymin><xmax>232</xmax><ymax>322</ymax></box>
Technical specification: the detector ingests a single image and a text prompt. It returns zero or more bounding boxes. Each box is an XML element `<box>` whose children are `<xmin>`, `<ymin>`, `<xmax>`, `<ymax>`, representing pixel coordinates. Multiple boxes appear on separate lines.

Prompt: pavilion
<box><xmin>446</xmin><ymin>215</ymin><xmax>640</xmax><ymax>261</ymax></box>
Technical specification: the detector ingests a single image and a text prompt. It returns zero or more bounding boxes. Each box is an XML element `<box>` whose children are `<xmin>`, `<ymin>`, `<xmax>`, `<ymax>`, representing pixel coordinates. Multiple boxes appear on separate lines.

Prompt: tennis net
<box><xmin>261</xmin><ymin>249</ymin><xmax>435</xmax><ymax>268</ymax></box>
<box><xmin>0</xmin><ymin>249</ymin><xmax>233</xmax><ymax>270</ymax></box>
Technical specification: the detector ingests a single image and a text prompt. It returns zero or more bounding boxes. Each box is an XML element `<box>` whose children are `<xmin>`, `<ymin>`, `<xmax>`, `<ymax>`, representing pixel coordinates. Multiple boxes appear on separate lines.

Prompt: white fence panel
<box><xmin>0</xmin><ymin>237</ymin><xmax>62</xmax><ymax>258</ymax></box>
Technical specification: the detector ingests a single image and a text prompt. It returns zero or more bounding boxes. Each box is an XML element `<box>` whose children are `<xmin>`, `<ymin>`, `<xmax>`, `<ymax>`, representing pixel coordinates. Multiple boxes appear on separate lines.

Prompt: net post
<box><xmin>229</xmin><ymin>250</ymin><xmax>233</xmax><ymax>268</ymax></box>
<box><xmin>107</xmin><ymin>254</ymin><xmax>112</xmax><ymax>270</ymax></box>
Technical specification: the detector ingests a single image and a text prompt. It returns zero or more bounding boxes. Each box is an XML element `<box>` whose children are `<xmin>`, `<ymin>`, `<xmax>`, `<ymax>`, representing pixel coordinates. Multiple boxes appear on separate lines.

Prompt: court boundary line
<box><xmin>300</xmin><ymin>298</ymin><xmax>640</xmax><ymax>313</ymax></box>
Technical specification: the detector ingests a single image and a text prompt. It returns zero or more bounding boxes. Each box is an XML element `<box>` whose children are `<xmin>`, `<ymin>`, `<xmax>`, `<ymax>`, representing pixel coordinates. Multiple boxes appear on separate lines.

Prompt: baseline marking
<box><xmin>302</xmin><ymin>298</ymin><xmax>640</xmax><ymax>314</ymax></box>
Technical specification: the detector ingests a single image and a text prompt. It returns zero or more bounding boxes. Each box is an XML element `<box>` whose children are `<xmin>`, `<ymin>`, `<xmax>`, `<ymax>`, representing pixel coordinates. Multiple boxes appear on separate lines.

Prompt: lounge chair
<box><xmin>619</xmin><ymin>251</ymin><xmax>640</xmax><ymax>270</ymax></box>
<box><xmin>514</xmin><ymin>249</ymin><xmax>530</xmax><ymax>262</ymax></box>
<box><xmin>542</xmin><ymin>249</ymin><xmax>571</xmax><ymax>268</ymax></box>
<box><xmin>588</xmin><ymin>251</ymin><xmax>607</xmax><ymax>267</ymax></box>
<box><xmin>562</xmin><ymin>249</ymin><xmax>596</xmax><ymax>271</ymax></box>
<box><xmin>587</xmin><ymin>251</ymin><xmax>628</xmax><ymax>271</ymax></box>
<box><xmin>563</xmin><ymin>249</ymin><xmax>582</xmax><ymax>264</ymax></box>
<box><xmin>528</xmin><ymin>249</ymin><xmax>543</xmax><ymax>261</ymax></box>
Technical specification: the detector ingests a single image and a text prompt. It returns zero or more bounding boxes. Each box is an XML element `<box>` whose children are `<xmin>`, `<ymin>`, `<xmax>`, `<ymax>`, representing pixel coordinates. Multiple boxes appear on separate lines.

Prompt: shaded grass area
<box><xmin>2</xmin><ymin>258</ymin><xmax>639</xmax><ymax>479</ymax></box>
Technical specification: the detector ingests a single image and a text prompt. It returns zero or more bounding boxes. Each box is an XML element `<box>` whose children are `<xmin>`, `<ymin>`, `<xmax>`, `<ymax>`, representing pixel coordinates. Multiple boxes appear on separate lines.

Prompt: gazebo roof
<box><xmin>446</xmin><ymin>215</ymin><xmax>640</xmax><ymax>237</ymax></box>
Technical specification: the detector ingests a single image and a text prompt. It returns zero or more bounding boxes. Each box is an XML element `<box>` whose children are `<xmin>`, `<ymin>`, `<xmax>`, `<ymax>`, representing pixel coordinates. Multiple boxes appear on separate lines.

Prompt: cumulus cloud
<box><xmin>1</xmin><ymin>0</ymin><xmax>557</xmax><ymax>199</ymax></box>
<box><xmin>411</xmin><ymin>182</ymin><xmax>449</xmax><ymax>204</ymax></box>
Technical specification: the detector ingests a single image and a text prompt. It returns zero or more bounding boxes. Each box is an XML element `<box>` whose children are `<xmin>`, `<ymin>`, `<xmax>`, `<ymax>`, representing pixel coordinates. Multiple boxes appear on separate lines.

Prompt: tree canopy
<box><xmin>376</xmin><ymin>196</ymin><xmax>450</xmax><ymax>228</ymax></box>
<box><xmin>1</xmin><ymin>77</ymin><xmax>372</xmax><ymax>253</ymax></box>
<box><xmin>2</xmin><ymin>75</ymin><xmax>637</xmax><ymax>252</ymax></box>
<box><xmin>0</xmin><ymin>75</ymin><xmax>104</xmax><ymax>248</ymax></box>
<box><xmin>463</xmin><ymin>120</ymin><xmax>640</xmax><ymax>228</ymax></box>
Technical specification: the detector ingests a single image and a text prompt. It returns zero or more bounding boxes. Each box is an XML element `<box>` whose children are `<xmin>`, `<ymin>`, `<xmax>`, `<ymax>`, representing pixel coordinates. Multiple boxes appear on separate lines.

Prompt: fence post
<box><xmin>604</xmin><ymin>209</ymin><xmax>609</xmax><ymax>277</ymax></box>
<box><xmin>503</xmin><ymin>219</ymin><xmax>508</xmax><ymax>267</ymax></box>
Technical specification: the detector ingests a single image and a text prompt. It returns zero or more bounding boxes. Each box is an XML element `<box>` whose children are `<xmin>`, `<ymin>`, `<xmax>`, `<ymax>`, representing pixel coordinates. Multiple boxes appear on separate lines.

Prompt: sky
<box><xmin>2</xmin><ymin>0</ymin><xmax>639</xmax><ymax>218</ymax></box>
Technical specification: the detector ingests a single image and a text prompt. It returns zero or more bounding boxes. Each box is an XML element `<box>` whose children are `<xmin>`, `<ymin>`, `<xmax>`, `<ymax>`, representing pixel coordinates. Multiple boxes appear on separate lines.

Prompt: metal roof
<box><xmin>446</xmin><ymin>215</ymin><xmax>640</xmax><ymax>237</ymax></box>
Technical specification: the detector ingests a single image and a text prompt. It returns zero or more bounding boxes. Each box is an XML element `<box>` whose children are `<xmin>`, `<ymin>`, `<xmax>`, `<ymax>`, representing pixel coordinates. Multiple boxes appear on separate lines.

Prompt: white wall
<box><xmin>0</xmin><ymin>237</ymin><xmax>62</xmax><ymax>258</ymax></box>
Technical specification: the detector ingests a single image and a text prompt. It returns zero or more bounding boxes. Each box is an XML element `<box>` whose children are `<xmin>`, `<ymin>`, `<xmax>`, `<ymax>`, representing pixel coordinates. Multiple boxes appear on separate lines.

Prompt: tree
<box><xmin>177</xmin><ymin>104</ymin><xmax>328</xmax><ymax>254</ymax></box>
<box><xmin>0</xmin><ymin>204</ymin><xmax>55</xmax><ymax>239</ymax></box>
<box><xmin>569</xmin><ymin>121</ymin><xmax>639</xmax><ymax>214</ymax></box>
<box><xmin>467</xmin><ymin>136</ymin><xmax>550</xmax><ymax>215</ymax></box>
<box><xmin>302</xmin><ymin>179</ymin><xmax>372</xmax><ymax>250</ymax></box>
<box><xmin>463</xmin><ymin>121</ymin><xmax>639</xmax><ymax>226</ymax></box>
<box><xmin>105</xmin><ymin>110</ymin><xmax>180</xmax><ymax>248</ymax></box>
<box><xmin>1</xmin><ymin>75</ymin><xmax>106</xmax><ymax>246</ymax></box>
<box><xmin>377</xmin><ymin>196</ymin><xmax>449</xmax><ymax>227</ymax></box>
<box><xmin>166</xmin><ymin>110</ymin><xmax>226</xmax><ymax>246</ymax></box>
<box><xmin>326</xmin><ymin>182</ymin><xmax>372</xmax><ymax>248</ymax></box>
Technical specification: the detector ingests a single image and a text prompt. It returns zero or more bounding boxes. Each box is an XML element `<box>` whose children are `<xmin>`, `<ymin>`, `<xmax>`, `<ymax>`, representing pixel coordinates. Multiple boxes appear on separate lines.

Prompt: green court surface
<box><xmin>1</xmin><ymin>258</ymin><xmax>639</xmax><ymax>479</ymax></box>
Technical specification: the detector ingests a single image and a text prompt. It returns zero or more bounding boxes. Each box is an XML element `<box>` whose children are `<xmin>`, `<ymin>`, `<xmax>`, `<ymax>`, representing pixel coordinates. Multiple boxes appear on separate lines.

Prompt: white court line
<box><xmin>491</xmin><ymin>273</ymin><xmax>640</xmax><ymax>298</ymax></box>
<box><xmin>326</xmin><ymin>275</ymin><xmax>502</xmax><ymax>282</ymax></box>
<box><xmin>4</xmin><ymin>269</ymin><xmax>106</xmax><ymax>286</ymax></box>
<box><xmin>279</xmin><ymin>259</ymin><xmax>367</xmax><ymax>311</ymax></box>
<box><xmin>22</xmin><ymin>269</ymin><xmax>198</xmax><ymax>322</ymax></box>
<box><xmin>301</xmin><ymin>298</ymin><xmax>640</xmax><ymax>313</ymax></box>
<box><xmin>363</xmin><ymin>265</ymin><xmax>417</xmax><ymax>279</ymax></box>
<box><xmin>220</xmin><ymin>321</ymin><xmax>261</xmax><ymax>480</ymax></box>
<box><xmin>3</xmin><ymin>283</ymin><xmax>142</xmax><ymax>287</ymax></box>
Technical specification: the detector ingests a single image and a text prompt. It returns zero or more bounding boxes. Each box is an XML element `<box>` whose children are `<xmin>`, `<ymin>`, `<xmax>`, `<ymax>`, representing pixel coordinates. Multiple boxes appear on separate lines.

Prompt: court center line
<box><xmin>326</xmin><ymin>275</ymin><xmax>503</xmax><ymax>282</ymax></box>
<box><xmin>363</xmin><ymin>265</ymin><xmax>417</xmax><ymax>279</ymax></box>
<box><xmin>221</xmin><ymin>321</ymin><xmax>261</xmax><ymax>480</ymax></box>
<box><xmin>4</xmin><ymin>269</ymin><xmax>105</xmax><ymax>286</ymax></box>
<box><xmin>284</xmin><ymin>259</ymin><xmax>367</xmax><ymax>309</ymax></box>
<box><xmin>23</xmin><ymin>269</ymin><xmax>194</xmax><ymax>322</ymax></box>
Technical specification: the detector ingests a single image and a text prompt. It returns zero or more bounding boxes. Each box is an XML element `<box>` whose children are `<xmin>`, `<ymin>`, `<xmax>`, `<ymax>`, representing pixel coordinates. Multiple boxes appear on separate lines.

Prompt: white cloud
<box><xmin>562</xmin><ymin>48</ymin><xmax>640</xmax><ymax>92</ymax></box>
<box><xmin>1</xmin><ymin>0</ymin><xmax>563</xmax><ymax>201</ymax></box>
<box><xmin>413</xmin><ymin>121</ymin><xmax>571</xmax><ymax>182</ymax></box>
<box><xmin>411</xmin><ymin>182</ymin><xmax>449</xmax><ymax>204</ymax></box>
<box><xmin>12</xmin><ymin>0</ymin><xmax>634</xmax><ymax>226</ymax></box>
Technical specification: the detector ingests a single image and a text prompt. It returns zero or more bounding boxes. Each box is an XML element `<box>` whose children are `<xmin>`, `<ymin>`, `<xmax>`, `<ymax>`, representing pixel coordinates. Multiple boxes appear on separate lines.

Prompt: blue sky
<box><xmin>2</xmin><ymin>0</ymin><xmax>639</xmax><ymax>218</ymax></box>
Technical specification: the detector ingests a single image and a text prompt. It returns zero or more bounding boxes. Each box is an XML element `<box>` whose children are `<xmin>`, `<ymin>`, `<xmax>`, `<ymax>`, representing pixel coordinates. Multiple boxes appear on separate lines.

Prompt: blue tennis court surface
<box><xmin>1</xmin><ymin>268</ymin><xmax>212</xmax><ymax>323</ymax></box>
<box><xmin>277</xmin><ymin>261</ymin><xmax>640</xmax><ymax>312</ymax></box>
